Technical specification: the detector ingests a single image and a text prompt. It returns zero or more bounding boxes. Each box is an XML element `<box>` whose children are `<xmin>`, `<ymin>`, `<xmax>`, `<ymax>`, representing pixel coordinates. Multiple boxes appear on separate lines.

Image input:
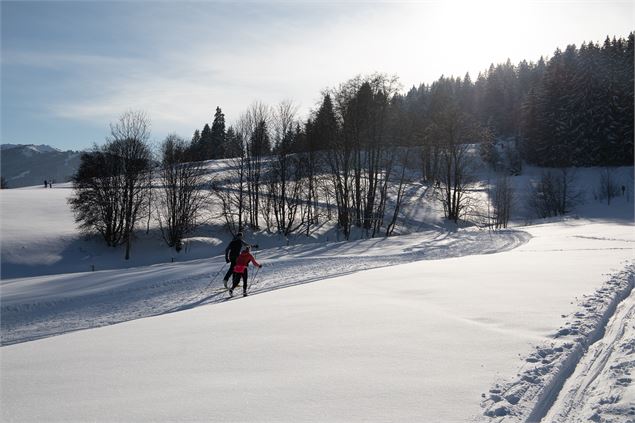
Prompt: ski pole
<box><xmin>248</xmin><ymin>265</ymin><xmax>262</xmax><ymax>293</ymax></box>
<box><xmin>196</xmin><ymin>262</ymin><xmax>227</xmax><ymax>299</ymax></box>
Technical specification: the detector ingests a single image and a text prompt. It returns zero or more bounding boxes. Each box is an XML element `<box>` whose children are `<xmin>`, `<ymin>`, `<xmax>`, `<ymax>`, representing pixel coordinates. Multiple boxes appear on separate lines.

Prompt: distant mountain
<box><xmin>1</xmin><ymin>144</ymin><xmax>81</xmax><ymax>188</ymax></box>
<box><xmin>1</xmin><ymin>143</ymin><xmax>61</xmax><ymax>153</ymax></box>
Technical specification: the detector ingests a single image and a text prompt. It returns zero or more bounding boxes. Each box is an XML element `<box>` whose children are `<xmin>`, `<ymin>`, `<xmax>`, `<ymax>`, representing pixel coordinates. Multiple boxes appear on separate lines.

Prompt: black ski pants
<box><xmin>224</xmin><ymin>256</ymin><xmax>238</xmax><ymax>282</ymax></box>
<box><xmin>231</xmin><ymin>269</ymin><xmax>249</xmax><ymax>293</ymax></box>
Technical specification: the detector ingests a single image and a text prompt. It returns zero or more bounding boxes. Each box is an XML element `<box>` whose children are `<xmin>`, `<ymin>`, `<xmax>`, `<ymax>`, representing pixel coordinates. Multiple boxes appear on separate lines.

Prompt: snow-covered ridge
<box><xmin>480</xmin><ymin>262</ymin><xmax>635</xmax><ymax>422</ymax></box>
<box><xmin>0</xmin><ymin>143</ymin><xmax>60</xmax><ymax>153</ymax></box>
<box><xmin>0</xmin><ymin>144</ymin><xmax>79</xmax><ymax>188</ymax></box>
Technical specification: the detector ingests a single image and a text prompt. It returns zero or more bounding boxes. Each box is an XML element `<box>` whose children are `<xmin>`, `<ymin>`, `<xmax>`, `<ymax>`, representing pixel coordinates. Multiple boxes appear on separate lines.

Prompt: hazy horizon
<box><xmin>2</xmin><ymin>0</ymin><xmax>633</xmax><ymax>151</ymax></box>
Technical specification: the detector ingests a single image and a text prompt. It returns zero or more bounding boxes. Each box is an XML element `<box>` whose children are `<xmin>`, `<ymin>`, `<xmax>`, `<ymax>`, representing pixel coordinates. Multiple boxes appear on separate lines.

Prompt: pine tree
<box><xmin>250</xmin><ymin>120</ymin><xmax>271</xmax><ymax>156</ymax></box>
<box><xmin>313</xmin><ymin>93</ymin><xmax>339</xmax><ymax>149</ymax></box>
<box><xmin>520</xmin><ymin>86</ymin><xmax>546</xmax><ymax>164</ymax></box>
<box><xmin>224</xmin><ymin>126</ymin><xmax>243</xmax><ymax>158</ymax></box>
<box><xmin>191</xmin><ymin>129</ymin><xmax>201</xmax><ymax>145</ymax></box>
<box><xmin>211</xmin><ymin>106</ymin><xmax>226</xmax><ymax>158</ymax></box>
<box><xmin>199</xmin><ymin>123</ymin><xmax>212</xmax><ymax>160</ymax></box>
<box><xmin>459</xmin><ymin>73</ymin><xmax>475</xmax><ymax>116</ymax></box>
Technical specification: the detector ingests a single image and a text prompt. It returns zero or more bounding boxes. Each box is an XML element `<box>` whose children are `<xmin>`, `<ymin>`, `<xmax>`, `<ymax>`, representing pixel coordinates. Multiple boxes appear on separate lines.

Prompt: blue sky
<box><xmin>2</xmin><ymin>0</ymin><xmax>633</xmax><ymax>151</ymax></box>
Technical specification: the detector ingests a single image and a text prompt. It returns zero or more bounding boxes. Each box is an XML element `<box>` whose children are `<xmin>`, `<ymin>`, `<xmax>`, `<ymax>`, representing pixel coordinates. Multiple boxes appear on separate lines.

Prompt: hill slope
<box><xmin>1</xmin><ymin>218</ymin><xmax>633</xmax><ymax>422</ymax></box>
<box><xmin>1</xmin><ymin>161</ymin><xmax>634</xmax><ymax>422</ymax></box>
<box><xmin>0</xmin><ymin>144</ymin><xmax>81</xmax><ymax>188</ymax></box>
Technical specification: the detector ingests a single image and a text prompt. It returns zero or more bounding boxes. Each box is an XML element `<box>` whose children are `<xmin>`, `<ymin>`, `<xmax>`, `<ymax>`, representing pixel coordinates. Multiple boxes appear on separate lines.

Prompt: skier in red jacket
<box><xmin>230</xmin><ymin>246</ymin><xmax>262</xmax><ymax>297</ymax></box>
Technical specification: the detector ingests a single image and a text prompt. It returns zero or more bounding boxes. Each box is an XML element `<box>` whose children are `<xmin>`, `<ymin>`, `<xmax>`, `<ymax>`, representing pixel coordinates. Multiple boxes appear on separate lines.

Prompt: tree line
<box><xmin>190</xmin><ymin>33</ymin><xmax>632</xmax><ymax>170</ymax></box>
<box><xmin>69</xmin><ymin>33</ymin><xmax>633</xmax><ymax>259</ymax></box>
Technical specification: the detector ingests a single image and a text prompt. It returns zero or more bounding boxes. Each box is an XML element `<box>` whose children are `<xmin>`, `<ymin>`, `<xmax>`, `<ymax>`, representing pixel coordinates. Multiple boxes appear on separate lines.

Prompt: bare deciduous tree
<box><xmin>429</xmin><ymin>105</ymin><xmax>480</xmax><ymax>224</ymax></box>
<box><xmin>385</xmin><ymin>148</ymin><xmax>414</xmax><ymax>236</ymax></box>
<box><xmin>156</xmin><ymin>134</ymin><xmax>208</xmax><ymax>251</ymax></box>
<box><xmin>491</xmin><ymin>175</ymin><xmax>514</xmax><ymax>229</ymax></box>
<box><xmin>213</xmin><ymin>155</ymin><xmax>248</xmax><ymax>235</ymax></box>
<box><xmin>69</xmin><ymin>111</ymin><xmax>152</xmax><ymax>259</ymax></box>
<box><xmin>240</xmin><ymin>102</ymin><xmax>271</xmax><ymax>230</ymax></box>
<box><xmin>527</xmin><ymin>169</ymin><xmax>582</xmax><ymax>218</ymax></box>
<box><xmin>266</xmin><ymin>100</ymin><xmax>306</xmax><ymax>236</ymax></box>
<box><xmin>108</xmin><ymin>111</ymin><xmax>153</xmax><ymax>260</ymax></box>
<box><xmin>597</xmin><ymin>167</ymin><xmax>620</xmax><ymax>205</ymax></box>
<box><xmin>69</xmin><ymin>146</ymin><xmax>126</xmax><ymax>246</ymax></box>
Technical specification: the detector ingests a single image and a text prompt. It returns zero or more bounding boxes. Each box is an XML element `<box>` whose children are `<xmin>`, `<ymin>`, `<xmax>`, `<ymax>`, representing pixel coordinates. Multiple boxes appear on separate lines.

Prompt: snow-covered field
<box><xmin>1</xmin><ymin>167</ymin><xmax>634</xmax><ymax>422</ymax></box>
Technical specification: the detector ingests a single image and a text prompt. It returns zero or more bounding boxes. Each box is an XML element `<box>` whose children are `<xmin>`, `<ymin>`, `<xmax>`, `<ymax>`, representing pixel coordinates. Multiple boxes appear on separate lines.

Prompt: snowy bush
<box><xmin>595</xmin><ymin>167</ymin><xmax>622</xmax><ymax>205</ymax></box>
<box><xmin>527</xmin><ymin>169</ymin><xmax>583</xmax><ymax>218</ymax></box>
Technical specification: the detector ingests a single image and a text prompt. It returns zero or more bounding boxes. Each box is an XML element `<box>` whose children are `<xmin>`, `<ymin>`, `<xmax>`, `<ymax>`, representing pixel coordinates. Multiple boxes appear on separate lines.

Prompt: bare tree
<box><xmin>156</xmin><ymin>134</ymin><xmax>208</xmax><ymax>251</ymax></box>
<box><xmin>324</xmin><ymin>130</ymin><xmax>354</xmax><ymax>239</ymax></box>
<box><xmin>267</xmin><ymin>100</ymin><xmax>306</xmax><ymax>236</ymax></box>
<box><xmin>239</xmin><ymin>102</ymin><xmax>271</xmax><ymax>230</ymax></box>
<box><xmin>597</xmin><ymin>167</ymin><xmax>620</xmax><ymax>205</ymax></box>
<box><xmin>213</xmin><ymin>139</ymin><xmax>248</xmax><ymax>235</ymax></box>
<box><xmin>69</xmin><ymin>146</ymin><xmax>127</xmax><ymax>246</ymax></box>
<box><xmin>303</xmin><ymin>94</ymin><xmax>335</xmax><ymax>235</ymax></box>
<box><xmin>491</xmin><ymin>175</ymin><xmax>514</xmax><ymax>229</ymax></box>
<box><xmin>429</xmin><ymin>105</ymin><xmax>480</xmax><ymax>224</ymax></box>
<box><xmin>107</xmin><ymin>111</ymin><xmax>153</xmax><ymax>259</ymax></box>
<box><xmin>527</xmin><ymin>169</ymin><xmax>582</xmax><ymax>218</ymax></box>
<box><xmin>386</xmin><ymin>148</ymin><xmax>414</xmax><ymax>236</ymax></box>
<box><xmin>69</xmin><ymin>111</ymin><xmax>152</xmax><ymax>259</ymax></box>
<box><xmin>109</xmin><ymin>110</ymin><xmax>151</xmax><ymax>143</ymax></box>
<box><xmin>328</xmin><ymin>74</ymin><xmax>400</xmax><ymax>238</ymax></box>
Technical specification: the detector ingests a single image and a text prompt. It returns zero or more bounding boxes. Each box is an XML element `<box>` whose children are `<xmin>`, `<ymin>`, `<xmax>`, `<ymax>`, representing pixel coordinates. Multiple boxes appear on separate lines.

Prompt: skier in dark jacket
<box><xmin>230</xmin><ymin>246</ymin><xmax>262</xmax><ymax>297</ymax></box>
<box><xmin>223</xmin><ymin>232</ymin><xmax>254</xmax><ymax>287</ymax></box>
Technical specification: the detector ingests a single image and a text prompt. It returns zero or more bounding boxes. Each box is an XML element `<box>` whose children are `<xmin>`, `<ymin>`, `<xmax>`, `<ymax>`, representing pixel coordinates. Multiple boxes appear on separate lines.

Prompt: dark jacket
<box><xmin>225</xmin><ymin>237</ymin><xmax>248</xmax><ymax>261</ymax></box>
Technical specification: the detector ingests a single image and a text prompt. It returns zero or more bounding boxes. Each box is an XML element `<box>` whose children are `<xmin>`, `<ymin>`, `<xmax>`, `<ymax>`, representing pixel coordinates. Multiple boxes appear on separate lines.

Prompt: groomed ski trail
<box><xmin>1</xmin><ymin>229</ymin><xmax>530</xmax><ymax>345</ymax></box>
<box><xmin>541</xmin><ymin>274</ymin><xmax>635</xmax><ymax>423</ymax></box>
<box><xmin>480</xmin><ymin>263</ymin><xmax>635</xmax><ymax>422</ymax></box>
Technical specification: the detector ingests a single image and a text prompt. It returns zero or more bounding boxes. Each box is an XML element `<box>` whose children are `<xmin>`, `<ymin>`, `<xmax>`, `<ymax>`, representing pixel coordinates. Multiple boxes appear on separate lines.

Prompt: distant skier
<box><xmin>223</xmin><ymin>232</ymin><xmax>258</xmax><ymax>287</ymax></box>
<box><xmin>44</xmin><ymin>180</ymin><xmax>48</xmax><ymax>188</ymax></box>
<box><xmin>229</xmin><ymin>246</ymin><xmax>262</xmax><ymax>297</ymax></box>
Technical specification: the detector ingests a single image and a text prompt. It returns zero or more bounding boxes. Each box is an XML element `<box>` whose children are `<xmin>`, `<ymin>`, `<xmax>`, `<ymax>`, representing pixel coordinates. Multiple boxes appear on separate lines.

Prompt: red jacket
<box><xmin>233</xmin><ymin>251</ymin><xmax>260</xmax><ymax>273</ymax></box>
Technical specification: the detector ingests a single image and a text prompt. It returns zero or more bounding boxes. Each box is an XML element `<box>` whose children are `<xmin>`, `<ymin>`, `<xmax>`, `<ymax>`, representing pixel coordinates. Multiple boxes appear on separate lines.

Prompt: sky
<box><xmin>1</xmin><ymin>0</ymin><xmax>633</xmax><ymax>151</ymax></box>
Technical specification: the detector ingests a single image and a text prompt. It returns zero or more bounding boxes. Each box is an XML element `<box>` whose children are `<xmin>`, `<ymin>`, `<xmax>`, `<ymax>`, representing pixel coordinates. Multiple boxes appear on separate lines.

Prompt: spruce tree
<box><xmin>250</xmin><ymin>120</ymin><xmax>271</xmax><ymax>156</ymax></box>
<box><xmin>199</xmin><ymin>123</ymin><xmax>212</xmax><ymax>160</ymax></box>
<box><xmin>224</xmin><ymin>126</ymin><xmax>244</xmax><ymax>158</ymax></box>
<box><xmin>313</xmin><ymin>93</ymin><xmax>339</xmax><ymax>149</ymax></box>
<box><xmin>211</xmin><ymin>106</ymin><xmax>226</xmax><ymax>158</ymax></box>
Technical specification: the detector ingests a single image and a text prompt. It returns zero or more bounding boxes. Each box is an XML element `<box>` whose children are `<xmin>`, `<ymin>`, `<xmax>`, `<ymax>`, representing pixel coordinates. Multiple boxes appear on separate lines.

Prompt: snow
<box><xmin>0</xmin><ymin>143</ymin><xmax>60</xmax><ymax>153</ymax></box>
<box><xmin>543</xmin><ymin>274</ymin><xmax>635</xmax><ymax>422</ymax></box>
<box><xmin>1</xmin><ymin>166</ymin><xmax>634</xmax><ymax>422</ymax></box>
<box><xmin>0</xmin><ymin>228</ymin><xmax>531</xmax><ymax>345</ymax></box>
<box><xmin>482</xmin><ymin>264</ymin><xmax>635</xmax><ymax>421</ymax></box>
<box><xmin>1</xmin><ymin>184</ymin><xmax>78</xmax><ymax>271</ymax></box>
<box><xmin>8</xmin><ymin>170</ymin><xmax>31</xmax><ymax>181</ymax></box>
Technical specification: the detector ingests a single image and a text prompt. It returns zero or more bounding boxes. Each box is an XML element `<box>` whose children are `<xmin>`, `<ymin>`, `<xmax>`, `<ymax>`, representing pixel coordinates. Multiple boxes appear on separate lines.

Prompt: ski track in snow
<box><xmin>1</xmin><ymin>229</ymin><xmax>530</xmax><ymax>346</ymax></box>
<box><xmin>542</xmin><ymin>277</ymin><xmax>635</xmax><ymax>423</ymax></box>
<box><xmin>480</xmin><ymin>263</ymin><xmax>635</xmax><ymax>423</ymax></box>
